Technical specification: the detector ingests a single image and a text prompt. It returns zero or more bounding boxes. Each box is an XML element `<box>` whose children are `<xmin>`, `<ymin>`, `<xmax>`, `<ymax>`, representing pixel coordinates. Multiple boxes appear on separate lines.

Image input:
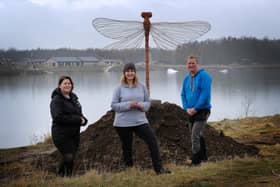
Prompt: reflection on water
<box><xmin>0</xmin><ymin>68</ymin><xmax>280</xmax><ymax>148</ymax></box>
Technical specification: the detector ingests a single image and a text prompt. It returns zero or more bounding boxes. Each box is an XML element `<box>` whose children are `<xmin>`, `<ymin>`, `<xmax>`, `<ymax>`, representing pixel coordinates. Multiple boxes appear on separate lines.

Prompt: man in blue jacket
<box><xmin>181</xmin><ymin>55</ymin><xmax>212</xmax><ymax>166</ymax></box>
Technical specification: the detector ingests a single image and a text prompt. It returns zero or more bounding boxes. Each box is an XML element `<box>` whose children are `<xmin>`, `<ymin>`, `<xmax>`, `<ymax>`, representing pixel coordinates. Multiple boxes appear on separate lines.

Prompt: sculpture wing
<box><xmin>92</xmin><ymin>18</ymin><xmax>144</xmax><ymax>49</ymax></box>
<box><xmin>151</xmin><ymin>21</ymin><xmax>211</xmax><ymax>50</ymax></box>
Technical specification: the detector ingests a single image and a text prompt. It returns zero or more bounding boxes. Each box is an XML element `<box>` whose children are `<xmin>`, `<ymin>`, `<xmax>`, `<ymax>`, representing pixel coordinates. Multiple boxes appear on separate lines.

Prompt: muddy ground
<box><xmin>1</xmin><ymin>102</ymin><xmax>260</xmax><ymax>180</ymax></box>
<box><xmin>44</xmin><ymin>102</ymin><xmax>259</xmax><ymax>174</ymax></box>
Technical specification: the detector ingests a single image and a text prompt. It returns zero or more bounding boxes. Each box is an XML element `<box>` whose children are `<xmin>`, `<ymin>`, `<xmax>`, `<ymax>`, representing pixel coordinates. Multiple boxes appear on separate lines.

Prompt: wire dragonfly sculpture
<box><xmin>92</xmin><ymin>12</ymin><xmax>211</xmax><ymax>95</ymax></box>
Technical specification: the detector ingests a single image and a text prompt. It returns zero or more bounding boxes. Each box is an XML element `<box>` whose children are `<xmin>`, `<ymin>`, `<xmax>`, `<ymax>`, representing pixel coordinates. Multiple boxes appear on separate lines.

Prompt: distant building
<box><xmin>46</xmin><ymin>56</ymin><xmax>101</xmax><ymax>66</ymax></box>
<box><xmin>45</xmin><ymin>56</ymin><xmax>123</xmax><ymax>68</ymax></box>
<box><xmin>46</xmin><ymin>57</ymin><xmax>84</xmax><ymax>67</ymax></box>
<box><xmin>78</xmin><ymin>56</ymin><xmax>99</xmax><ymax>66</ymax></box>
<box><xmin>100</xmin><ymin>59</ymin><xmax>123</xmax><ymax>65</ymax></box>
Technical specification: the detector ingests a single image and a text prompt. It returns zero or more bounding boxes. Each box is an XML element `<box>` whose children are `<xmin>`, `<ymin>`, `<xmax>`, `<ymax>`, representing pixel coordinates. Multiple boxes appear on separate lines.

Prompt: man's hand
<box><xmin>187</xmin><ymin>108</ymin><xmax>197</xmax><ymax>116</ymax></box>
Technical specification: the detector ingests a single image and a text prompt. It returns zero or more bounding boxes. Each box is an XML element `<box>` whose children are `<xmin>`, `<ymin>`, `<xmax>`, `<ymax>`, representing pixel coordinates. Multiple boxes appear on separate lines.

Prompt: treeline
<box><xmin>159</xmin><ymin>37</ymin><xmax>280</xmax><ymax>65</ymax></box>
<box><xmin>176</xmin><ymin>37</ymin><xmax>280</xmax><ymax>65</ymax></box>
<box><xmin>1</xmin><ymin>37</ymin><xmax>280</xmax><ymax>65</ymax></box>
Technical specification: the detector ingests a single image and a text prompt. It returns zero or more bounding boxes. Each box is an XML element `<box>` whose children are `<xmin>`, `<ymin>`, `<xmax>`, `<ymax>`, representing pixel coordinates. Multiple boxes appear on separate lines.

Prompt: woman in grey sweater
<box><xmin>111</xmin><ymin>63</ymin><xmax>170</xmax><ymax>175</ymax></box>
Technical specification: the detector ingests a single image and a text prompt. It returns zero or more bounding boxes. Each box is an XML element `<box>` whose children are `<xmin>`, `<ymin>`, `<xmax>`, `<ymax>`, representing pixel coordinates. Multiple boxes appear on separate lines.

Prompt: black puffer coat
<box><xmin>50</xmin><ymin>88</ymin><xmax>88</xmax><ymax>154</ymax></box>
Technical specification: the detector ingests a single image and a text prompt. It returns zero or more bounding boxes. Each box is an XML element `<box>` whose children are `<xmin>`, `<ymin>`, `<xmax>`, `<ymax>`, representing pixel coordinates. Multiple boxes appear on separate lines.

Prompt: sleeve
<box><xmin>111</xmin><ymin>86</ymin><xmax>131</xmax><ymax>112</ymax></box>
<box><xmin>181</xmin><ymin>78</ymin><xmax>188</xmax><ymax>111</ymax></box>
<box><xmin>194</xmin><ymin>73</ymin><xmax>211</xmax><ymax>110</ymax></box>
<box><xmin>50</xmin><ymin>97</ymin><xmax>82</xmax><ymax>126</ymax></box>
<box><xmin>140</xmin><ymin>84</ymin><xmax>151</xmax><ymax>112</ymax></box>
<box><xmin>74</xmin><ymin>95</ymin><xmax>88</xmax><ymax>126</ymax></box>
<box><xmin>81</xmin><ymin>115</ymin><xmax>88</xmax><ymax>126</ymax></box>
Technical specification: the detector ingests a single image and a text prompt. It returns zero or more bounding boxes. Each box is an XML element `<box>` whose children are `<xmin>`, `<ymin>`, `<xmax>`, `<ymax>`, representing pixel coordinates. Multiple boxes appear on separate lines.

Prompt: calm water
<box><xmin>0</xmin><ymin>68</ymin><xmax>280</xmax><ymax>148</ymax></box>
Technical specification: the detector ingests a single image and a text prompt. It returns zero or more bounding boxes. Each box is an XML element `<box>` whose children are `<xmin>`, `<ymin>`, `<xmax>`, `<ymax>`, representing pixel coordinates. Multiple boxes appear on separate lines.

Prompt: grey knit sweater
<box><xmin>111</xmin><ymin>83</ymin><xmax>151</xmax><ymax>127</ymax></box>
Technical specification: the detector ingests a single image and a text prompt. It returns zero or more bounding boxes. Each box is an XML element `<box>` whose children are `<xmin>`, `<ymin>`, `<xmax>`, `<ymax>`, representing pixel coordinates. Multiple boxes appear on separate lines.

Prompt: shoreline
<box><xmin>151</xmin><ymin>63</ymin><xmax>280</xmax><ymax>70</ymax></box>
<box><xmin>1</xmin><ymin>63</ymin><xmax>280</xmax><ymax>75</ymax></box>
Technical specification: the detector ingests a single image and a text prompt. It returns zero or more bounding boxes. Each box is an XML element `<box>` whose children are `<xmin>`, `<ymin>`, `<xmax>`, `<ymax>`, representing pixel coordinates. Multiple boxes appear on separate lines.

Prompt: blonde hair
<box><xmin>120</xmin><ymin>74</ymin><xmax>139</xmax><ymax>86</ymax></box>
<box><xmin>187</xmin><ymin>55</ymin><xmax>199</xmax><ymax>63</ymax></box>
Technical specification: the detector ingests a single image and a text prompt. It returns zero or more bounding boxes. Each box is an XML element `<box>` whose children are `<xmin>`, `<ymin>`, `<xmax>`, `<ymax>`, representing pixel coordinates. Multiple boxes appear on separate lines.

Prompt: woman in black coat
<box><xmin>50</xmin><ymin>76</ymin><xmax>87</xmax><ymax>177</ymax></box>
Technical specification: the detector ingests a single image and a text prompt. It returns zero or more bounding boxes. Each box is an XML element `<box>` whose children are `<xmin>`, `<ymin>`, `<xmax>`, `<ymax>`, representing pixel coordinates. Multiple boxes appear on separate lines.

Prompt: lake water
<box><xmin>0</xmin><ymin>68</ymin><xmax>280</xmax><ymax>148</ymax></box>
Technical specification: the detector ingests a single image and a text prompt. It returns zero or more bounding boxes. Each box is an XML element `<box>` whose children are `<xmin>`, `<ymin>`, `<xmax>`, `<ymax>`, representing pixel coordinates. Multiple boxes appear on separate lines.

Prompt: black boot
<box><xmin>200</xmin><ymin>137</ymin><xmax>208</xmax><ymax>162</ymax></box>
<box><xmin>64</xmin><ymin>160</ymin><xmax>73</xmax><ymax>177</ymax></box>
<box><xmin>191</xmin><ymin>152</ymin><xmax>201</xmax><ymax>166</ymax></box>
<box><xmin>120</xmin><ymin>161</ymin><xmax>133</xmax><ymax>171</ymax></box>
<box><xmin>56</xmin><ymin>159</ymin><xmax>66</xmax><ymax>177</ymax></box>
<box><xmin>57</xmin><ymin>164</ymin><xmax>65</xmax><ymax>177</ymax></box>
<box><xmin>124</xmin><ymin>160</ymin><xmax>133</xmax><ymax>168</ymax></box>
<box><xmin>156</xmin><ymin>168</ymin><xmax>172</xmax><ymax>175</ymax></box>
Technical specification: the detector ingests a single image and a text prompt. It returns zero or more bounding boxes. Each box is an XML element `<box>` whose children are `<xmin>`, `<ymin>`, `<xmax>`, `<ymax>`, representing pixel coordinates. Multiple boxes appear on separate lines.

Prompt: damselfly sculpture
<box><xmin>92</xmin><ymin>12</ymin><xmax>211</xmax><ymax>95</ymax></box>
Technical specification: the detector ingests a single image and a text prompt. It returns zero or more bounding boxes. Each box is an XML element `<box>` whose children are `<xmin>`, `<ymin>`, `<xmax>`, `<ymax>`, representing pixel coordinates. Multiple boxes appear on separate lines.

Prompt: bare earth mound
<box><xmin>43</xmin><ymin>102</ymin><xmax>259</xmax><ymax>174</ymax></box>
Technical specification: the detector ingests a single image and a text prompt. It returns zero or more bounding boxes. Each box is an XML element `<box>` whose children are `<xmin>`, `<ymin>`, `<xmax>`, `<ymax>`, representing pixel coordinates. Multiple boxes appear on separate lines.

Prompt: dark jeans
<box><xmin>189</xmin><ymin>109</ymin><xmax>210</xmax><ymax>154</ymax></box>
<box><xmin>115</xmin><ymin>124</ymin><xmax>163</xmax><ymax>172</ymax></box>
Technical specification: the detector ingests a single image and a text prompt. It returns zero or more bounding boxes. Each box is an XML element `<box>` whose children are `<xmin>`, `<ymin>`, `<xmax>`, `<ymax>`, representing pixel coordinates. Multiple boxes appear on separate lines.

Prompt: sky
<box><xmin>0</xmin><ymin>0</ymin><xmax>279</xmax><ymax>50</ymax></box>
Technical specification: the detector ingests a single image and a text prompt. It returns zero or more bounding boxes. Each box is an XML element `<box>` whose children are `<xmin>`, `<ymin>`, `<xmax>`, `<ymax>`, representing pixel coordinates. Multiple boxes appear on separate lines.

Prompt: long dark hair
<box><xmin>58</xmin><ymin>76</ymin><xmax>74</xmax><ymax>92</ymax></box>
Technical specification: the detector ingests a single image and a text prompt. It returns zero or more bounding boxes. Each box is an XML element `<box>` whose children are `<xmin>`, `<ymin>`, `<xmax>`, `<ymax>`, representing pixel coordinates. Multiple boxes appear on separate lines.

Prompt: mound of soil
<box><xmin>45</xmin><ymin>102</ymin><xmax>259</xmax><ymax>174</ymax></box>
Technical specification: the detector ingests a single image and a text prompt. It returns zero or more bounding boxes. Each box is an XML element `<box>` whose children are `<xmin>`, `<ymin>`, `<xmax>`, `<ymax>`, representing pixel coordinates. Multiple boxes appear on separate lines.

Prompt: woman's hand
<box><xmin>80</xmin><ymin>117</ymin><xmax>86</xmax><ymax>125</ymax></box>
<box><xmin>135</xmin><ymin>102</ymin><xmax>144</xmax><ymax>109</ymax></box>
<box><xmin>130</xmin><ymin>101</ymin><xmax>138</xmax><ymax>108</ymax></box>
<box><xmin>130</xmin><ymin>101</ymin><xmax>144</xmax><ymax>110</ymax></box>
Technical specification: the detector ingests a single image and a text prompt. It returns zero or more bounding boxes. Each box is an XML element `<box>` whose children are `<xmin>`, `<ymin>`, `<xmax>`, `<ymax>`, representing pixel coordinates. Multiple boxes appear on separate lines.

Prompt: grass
<box><xmin>2</xmin><ymin>114</ymin><xmax>280</xmax><ymax>187</ymax></box>
<box><xmin>30</xmin><ymin>132</ymin><xmax>53</xmax><ymax>146</ymax></box>
<box><xmin>257</xmin><ymin>144</ymin><xmax>280</xmax><ymax>157</ymax></box>
<box><xmin>5</xmin><ymin>156</ymin><xmax>280</xmax><ymax>187</ymax></box>
<box><xmin>210</xmin><ymin>115</ymin><xmax>280</xmax><ymax>144</ymax></box>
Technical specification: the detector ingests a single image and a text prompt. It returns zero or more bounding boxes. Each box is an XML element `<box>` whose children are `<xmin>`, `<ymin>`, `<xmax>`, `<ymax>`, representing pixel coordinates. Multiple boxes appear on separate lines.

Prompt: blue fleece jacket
<box><xmin>181</xmin><ymin>68</ymin><xmax>212</xmax><ymax>111</ymax></box>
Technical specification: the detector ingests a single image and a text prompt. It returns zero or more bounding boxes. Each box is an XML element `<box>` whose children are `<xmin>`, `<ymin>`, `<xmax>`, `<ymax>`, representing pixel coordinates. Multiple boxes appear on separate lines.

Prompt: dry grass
<box><xmin>210</xmin><ymin>114</ymin><xmax>280</xmax><ymax>144</ymax></box>
<box><xmin>5</xmin><ymin>156</ymin><xmax>280</xmax><ymax>187</ymax></box>
<box><xmin>30</xmin><ymin>132</ymin><xmax>53</xmax><ymax>146</ymax></box>
<box><xmin>2</xmin><ymin>115</ymin><xmax>280</xmax><ymax>187</ymax></box>
<box><xmin>257</xmin><ymin>144</ymin><xmax>280</xmax><ymax>157</ymax></box>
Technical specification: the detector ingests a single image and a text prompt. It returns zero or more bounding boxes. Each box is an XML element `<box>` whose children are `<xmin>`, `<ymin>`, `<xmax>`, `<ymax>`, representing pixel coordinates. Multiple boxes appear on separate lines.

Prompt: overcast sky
<box><xmin>0</xmin><ymin>0</ymin><xmax>279</xmax><ymax>49</ymax></box>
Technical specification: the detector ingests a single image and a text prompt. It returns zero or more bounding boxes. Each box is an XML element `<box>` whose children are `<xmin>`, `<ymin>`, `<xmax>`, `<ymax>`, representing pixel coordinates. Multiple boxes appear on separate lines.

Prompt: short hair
<box><xmin>187</xmin><ymin>55</ymin><xmax>199</xmax><ymax>63</ymax></box>
<box><xmin>58</xmin><ymin>76</ymin><xmax>74</xmax><ymax>91</ymax></box>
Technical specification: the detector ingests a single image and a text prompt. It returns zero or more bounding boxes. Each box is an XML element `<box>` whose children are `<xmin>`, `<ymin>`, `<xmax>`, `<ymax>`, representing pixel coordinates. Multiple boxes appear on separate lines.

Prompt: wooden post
<box><xmin>141</xmin><ymin>12</ymin><xmax>152</xmax><ymax>96</ymax></box>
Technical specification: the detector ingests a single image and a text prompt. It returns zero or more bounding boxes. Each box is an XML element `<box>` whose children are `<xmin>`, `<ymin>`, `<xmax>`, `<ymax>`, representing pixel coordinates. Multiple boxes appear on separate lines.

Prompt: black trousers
<box><xmin>52</xmin><ymin>126</ymin><xmax>80</xmax><ymax>177</ymax></box>
<box><xmin>115</xmin><ymin>124</ymin><xmax>163</xmax><ymax>172</ymax></box>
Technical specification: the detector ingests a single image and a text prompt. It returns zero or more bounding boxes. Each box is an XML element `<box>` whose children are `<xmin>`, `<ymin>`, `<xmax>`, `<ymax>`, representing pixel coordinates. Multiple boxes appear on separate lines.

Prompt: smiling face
<box><xmin>124</xmin><ymin>69</ymin><xmax>136</xmax><ymax>82</ymax></box>
<box><xmin>187</xmin><ymin>56</ymin><xmax>199</xmax><ymax>75</ymax></box>
<box><xmin>59</xmin><ymin>78</ymin><xmax>72</xmax><ymax>95</ymax></box>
